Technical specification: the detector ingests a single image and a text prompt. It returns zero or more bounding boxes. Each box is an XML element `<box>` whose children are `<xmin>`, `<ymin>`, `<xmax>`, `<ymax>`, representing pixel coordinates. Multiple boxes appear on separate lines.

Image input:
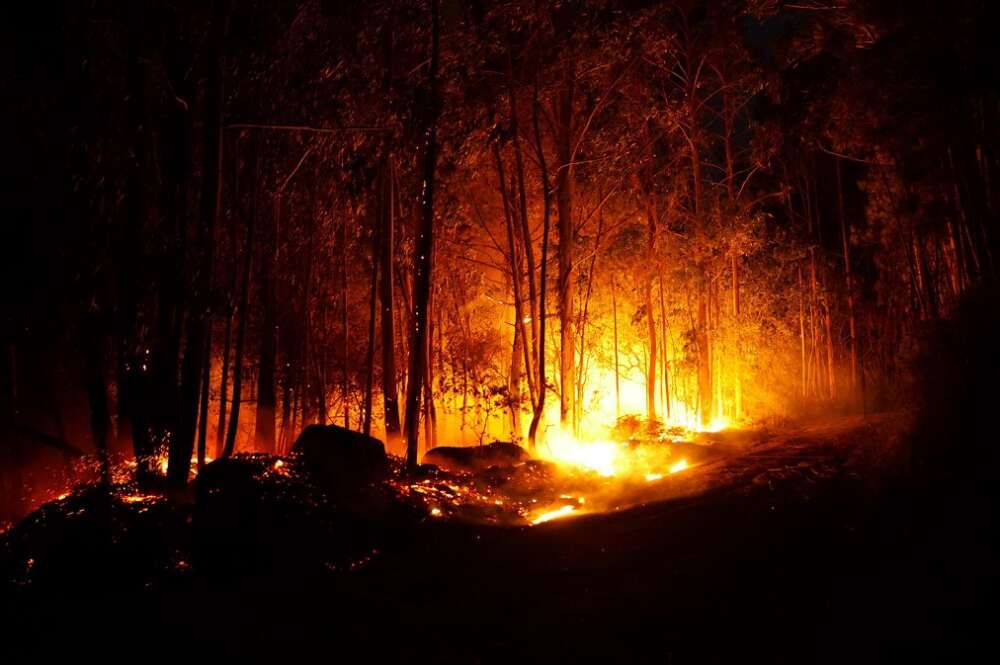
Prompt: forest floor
<box><xmin>4</xmin><ymin>413</ymin><xmax>997</xmax><ymax>663</ymax></box>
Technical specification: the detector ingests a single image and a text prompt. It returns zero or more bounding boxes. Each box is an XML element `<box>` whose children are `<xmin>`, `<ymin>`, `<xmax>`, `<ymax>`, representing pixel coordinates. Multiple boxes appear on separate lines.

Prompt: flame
<box><xmin>544</xmin><ymin>430</ymin><xmax>620</xmax><ymax>477</ymax></box>
<box><xmin>668</xmin><ymin>458</ymin><xmax>688</xmax><ymax>474</ymax></box>
<box><xmin>530</xmin><ymin>504</ymin><xmax>576</xmax><ymax>524</ymax></box>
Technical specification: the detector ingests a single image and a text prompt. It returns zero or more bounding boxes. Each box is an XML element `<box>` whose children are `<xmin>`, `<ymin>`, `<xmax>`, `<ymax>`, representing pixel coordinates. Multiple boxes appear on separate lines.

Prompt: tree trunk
<box><xmin>798</xmin><ymin>263</ymin><xmax>807</xmax><ymax>398</ymax></box>
<box><xmin>556</xmin><ymin>61</ymin><xmax>576</xmax><ymax>432</ymax></box>
<box><xmin>836</xmin><ymin>158</ymin><xmax>859</xmax><ymax>394</ymax></box>
<box><xmin>253</xmin><ymin>194</ymin><xmax>278</xmax><ymax>453</ymax></box>
<box><xmin>379</xmin><ymin>163</ymin><xmax>402</xmax><ymax>449</ymax></box>
<box><xmin>403</xmin><ymin>0</ymin><xmax>440</xmax><ymax>470</ymax></box>
<box><xmin>223</xmin><ymin>136</ymin><xmax>256</xmax><ymax>459</ymax></box>
<box><xmin>84</xmin><ymin>318</ymin><xmax>112</xmax><ymax>486</ymax></box>
<box><xmin>527</xmin><ymin>74</ymin><xmax>551</xmax><ymax>450</ymax></box>
<box><xmin>509</xmin><ymin>308</ymin><xmax>524</xmax><ymax>440</ymax></box>
<box><xmin>196</xmin><ymin>327</ymin><xmax>212</xmax><ymax>468</ymax></box>
<box><xmin>363</xmin><ymin>200</ymin><xmax>381</xmax><ymax>437</ymax></box>
<box><xmin>658</xmin><ymin>274</ymin><xmax>671</xmax><ymax>421</ymax></box>
<box><xmin>645</xmin><ymin>200</ymin><xmax>657</xmax><ymax>422</ymax></box>
<box><xmin>423</xmin><ymin>293</ymin><xmax>437</xmax><ymax>451</ymax></box>
<box><xmin>342</xmin><ymin>217</ymin><xmax>351</xmax><ymax>429</ymax></box>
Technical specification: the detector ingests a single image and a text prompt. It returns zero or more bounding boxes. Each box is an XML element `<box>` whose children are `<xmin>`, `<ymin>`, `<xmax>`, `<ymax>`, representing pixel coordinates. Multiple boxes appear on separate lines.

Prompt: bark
<box><xmin>836</xmin><ymin>158</ymin><xmax>859</xmax><ymax>393</ymax></box>
<box><xmin>527</xmin><ymin>73</ymin><xmax>551</xmax><ymax>450</ymax></box>
<box><xmin>509</xmin><ymin>306</ymin><xmax>524</xmax><ymax>440</ymax></box>
<box><xmin>363</xmin><ymin>204</ymin><xmax>381</xmax><ymax>437</ymax></box>
<box><xmin>658</xmin><ymin>274</ymin><xmax>671</xmax><ymax>421</ymax></box>
<box><xmin>120</xmin><ymin>13</ymin><xmax>152</xmax><ymax>481</ymax></box>
<box><xmin>423</xmin><ymin>292</ymin><xmax>437</xmax><ymax>450</ymax></box>
<box><xmin>611</xmin><ymin>276</ymin><xmax>621</xmax><ymax>420</ymax></box>
<box><xmin>170</xmin><ymin>0</ymin><xmax>229</xmax><ymax>486</ymax></box>
<box><xmin>689</xmin><ymin>92</ymin><xmax>711</xmax><ymax>426</ymax></box>
<box><xmin>403</xmin><ymin>0</ymin><xmax>440</xmax><ymax>470</ymax></box>
<box><xmin>823</xmin><ymin>292</ymin><xmax>835</xmax><ymax>399</ymax></box>
<box><xmin>380</xmin><ymin>164</ymin><xmax>402</xmax><ymax>449</ymax></box>
<box><xmin>253</xmin><ymin>193</ymin><xmax>278</xmax><ymax>453</ymax></box>
<box><xmin>798</xmin><ymin>264</ymin><xmax>807</xmax><ymax>398</ymax></box>
<box><xmin>495</xmin><ymin>143</ymin><xmax>536</xmax><ymax>403</ymax></box>
<box><xmin>196</xmin><ymin>327</ymin><xmax>212</xmax><ymax>468</ymax></box>
<box><xmin>222</xmin><ymin>136</ymin><xmax>256</xmax><ymax>459</ymax></box>
<box><xmin>506</xmin><ymin>51</ymin><xmax>539</xmax><ymax>362</ymax></box>
<box><xmin>556</xmin><ymin>61</ymin><xmax>576</xmax><ymax>431</ymax></box>
<box><xmin>645</xmin><ymin>199</ymin><xmax>657</xmax><ymax>422</ymax></box>
<box><xmin>84</xmin><ymin>318</ymin><xmax>112</xmax><ymax>486</ymax></box>
<box><xmin>342</xmin><ymin>217</ymin><xmax>351</xmax><ymax>429</ymax></box>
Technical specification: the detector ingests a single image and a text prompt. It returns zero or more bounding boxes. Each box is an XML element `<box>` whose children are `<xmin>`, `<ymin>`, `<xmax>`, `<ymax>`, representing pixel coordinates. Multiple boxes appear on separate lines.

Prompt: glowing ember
<box><xmin>530</xmin><ymin>504</ymin><xmax>577</xmax><ymax>525</ymax></box>
<box><xmin>430</xmin><ymin>507</ymin><xmax>442</xmax><ymax>517</ymax></box>
<box><xmin>645</xmin><ymin>473</ymin><xmax>663</xmax><ymax>482</ymax></box>
<box><xmin>120</xmin><ymin>493</ymin><xmax>159</xmax><ymax>504</ymax></box>
<box><xmin>669</xmin><ymin>459</ymin><xmax>689</xmax><ymax>474</ymax></box>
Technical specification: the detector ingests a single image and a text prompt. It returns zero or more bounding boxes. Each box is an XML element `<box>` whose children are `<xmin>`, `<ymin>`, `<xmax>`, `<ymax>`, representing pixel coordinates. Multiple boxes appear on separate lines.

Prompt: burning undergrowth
<box><xmin>391</xmin><ymin>432</ymin><xmax>724</xmax><ymax>526</ymax></box>
<box><xmin>1</xmin><ymin>427</ymin><xmax>725</xmax><ymax>592</ymax></box>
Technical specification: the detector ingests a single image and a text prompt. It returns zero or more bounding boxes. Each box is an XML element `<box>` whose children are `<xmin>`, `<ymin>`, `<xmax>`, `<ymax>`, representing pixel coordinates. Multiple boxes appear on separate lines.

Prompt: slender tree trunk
<box><xmin>506</xmin><ymin>51</ymin><xmax>539</xmax><ymax>361</ymax></box>
<box><xmin>170</xmin><ymin>0</ymin><xmax>228</xmax><ymax>486</ymax></box>
<box><xmin>612</xmin><ymin>275</ymin><xmax>621</xmax><ymax>420</ymax></box>
<box><xmin>403</xmin><ymin>0</ymin><xmax>440</xmax><ymax>470</ymax></box>
<box><xmin>380</xmin><ymin>164</ymin><xmax>402</xmax><ymax>449</ymax></box>
<box><xmin>215</xmin><ymin>233</ymin><xmax>235</xmax><ymax>454</ymax></box>
<box><xmin>824</xmin><ymin>292</ymin><xmax>835</xmax><ymax>399</ymax></box>
<box><xmin>645</xmin><ymin>200</ymin><xmax>657</xmax><ymax>422</ymax></box>
<box><xmin>495</xmin><ymin>144</ymin><xmax>536</xmax><ymax>402</ymax></box>
<box><xmin>363</xmin><ymin>201</ymin><xmax>381</xmax><ymax>437</ymax></box>
<box><xmin>509</xmin><ymin>308</ymin><xmax>524</xmax><ymax>440</ymax></box>
<box><xmin>836</xmin><ymin>158</ymin><xmax>859</xmax><ymax>394</ymax></box>
<box><xmin>196</xmin><ymin>327</ymin><xmax>212</xmax><ymax>468</ymax></box>
<box><xmin>527</xmin><ymin>75</ymin><xmax>550</xmax><ymax>450</ymax></box>
<box><xmin>223</xmin><ymin>137</ymin><xmax>256</xmax><ymax>459</ymax></box>
<box><xmin>798</xmin><ymin>263</ymin><xmax>807</xmax><ymax>398</ymax></box>
<box><xmin>253</xmin><ymin>194</ymin><xmax>278</xmax><ymax>453</ymax></box>
<box><xmin>658</xmin><ymin>274</ymin><xmax>671</xmax><ymax>421</ymax></box>
<box><xmin>342</xmin><ymin>217</ymin><xmax>351</xmax><ymax>429</ymax></box>
<box><xmin>84</xmin><ymin>320</ymin><xmax>112</xmax><ymax>486</ymax></box>
<box><xmin>423</xmin><ymin>293</ymin><xmax>437</xmax><ymax>451</ymax></box>
<box><xmin>556</xmin><ymin>61</ymin><xmax>576</xmax><ymax>432</ymax></box>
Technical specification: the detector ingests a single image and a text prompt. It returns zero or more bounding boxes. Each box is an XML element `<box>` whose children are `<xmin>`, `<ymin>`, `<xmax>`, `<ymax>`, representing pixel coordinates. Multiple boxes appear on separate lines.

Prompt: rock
<box><xmin>291</xmin><ymin>424</ymin><xmax>388</xmax><ymax>494</ymax></box>
<box><xmin>422</xmin><ymin>442</ymin><xmax>530</xmax><ymax>473</ymax></box>
<box><xmin>194</xmin><ymin>454</ymin><xmax>360</xmax><ymax>575</ymax></box>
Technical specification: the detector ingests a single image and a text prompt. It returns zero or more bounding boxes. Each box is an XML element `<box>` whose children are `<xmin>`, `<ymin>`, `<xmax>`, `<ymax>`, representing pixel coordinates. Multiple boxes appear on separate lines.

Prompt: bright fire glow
<box><xmin>669</xmin><ymin>459</ymin><xmax>688</xmax><ymax>474</ymax></box>
<box><xmin>530</xmin><ymin>504</ymin><xmax>576</xmax><ymax>524</ymax></box>
<box><xmin>544</xmin><ymin>430</ymin><xmax>620</xmax><ymax>476</ymax></box>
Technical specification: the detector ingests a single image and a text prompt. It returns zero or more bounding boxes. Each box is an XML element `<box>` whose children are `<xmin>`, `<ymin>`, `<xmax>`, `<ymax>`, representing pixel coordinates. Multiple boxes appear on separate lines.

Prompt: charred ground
<box><xmin>3</xmin><ymin>412</ymin><xmax>996</xmax><ymax>663</ymax></box>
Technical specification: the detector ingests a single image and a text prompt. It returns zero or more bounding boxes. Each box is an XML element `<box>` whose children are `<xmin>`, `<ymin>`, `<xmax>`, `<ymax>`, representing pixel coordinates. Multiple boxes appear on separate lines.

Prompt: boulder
<box><xmin>422</xmin><ymin>442</ymin><xmax>529</xmax><ymax>473</ymax></box>
<box><xmin>291</xmin><ymin>424</ymin><xmax>388</xmax><ymax>494</ymax></box>
<box><xmin>194</xmin><ymin>454</ymin><xmax>332</xmax><ymax>574</ymax></box>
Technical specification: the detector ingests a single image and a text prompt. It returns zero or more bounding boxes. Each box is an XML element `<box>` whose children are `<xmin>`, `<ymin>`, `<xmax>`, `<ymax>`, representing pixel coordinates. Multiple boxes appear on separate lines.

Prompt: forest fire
<box><xmin>3</xmin><ymin>0</ymin><xmax>997</xmax><ymax>660</ymax></box>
